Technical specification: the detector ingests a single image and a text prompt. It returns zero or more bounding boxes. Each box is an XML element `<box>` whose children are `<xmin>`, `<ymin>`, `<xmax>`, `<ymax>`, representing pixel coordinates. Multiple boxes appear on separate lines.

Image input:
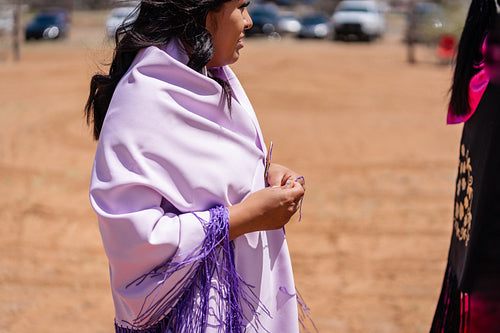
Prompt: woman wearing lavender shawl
<box><xmin>85</xmin><ymin>1</ymin><xmax>307</xmax><ymax>332</ymax></box>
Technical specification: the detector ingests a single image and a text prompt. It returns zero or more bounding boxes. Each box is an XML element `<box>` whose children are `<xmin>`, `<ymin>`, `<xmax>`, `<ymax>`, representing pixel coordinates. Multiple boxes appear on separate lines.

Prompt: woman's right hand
<box><xmin>227</xmin><ymin>181</ymin><xmax>305</xmax><ymax>240</ymax></box>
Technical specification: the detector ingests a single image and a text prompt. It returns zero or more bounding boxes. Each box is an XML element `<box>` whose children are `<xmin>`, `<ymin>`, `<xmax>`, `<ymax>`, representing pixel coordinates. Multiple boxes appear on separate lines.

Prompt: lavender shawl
<box><xmin>89</xmin><ymin>39</ymin><xmax>299</xmax><ymax>332</ymax></box>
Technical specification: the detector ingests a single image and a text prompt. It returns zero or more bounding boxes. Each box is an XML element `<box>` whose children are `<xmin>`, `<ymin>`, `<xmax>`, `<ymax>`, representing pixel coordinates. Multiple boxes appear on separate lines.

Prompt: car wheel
<box><xmin>43</xmin><ymin>26</ymin><xmax>60</xmax><ymax>39</ymax></box>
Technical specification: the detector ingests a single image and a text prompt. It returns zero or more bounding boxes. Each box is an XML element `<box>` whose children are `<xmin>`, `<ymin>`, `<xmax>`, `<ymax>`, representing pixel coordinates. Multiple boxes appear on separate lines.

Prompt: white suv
<box><xmin>332</xmin><ymin>0</ymin><xmax>386</xmax><ymax>41</ymax></box>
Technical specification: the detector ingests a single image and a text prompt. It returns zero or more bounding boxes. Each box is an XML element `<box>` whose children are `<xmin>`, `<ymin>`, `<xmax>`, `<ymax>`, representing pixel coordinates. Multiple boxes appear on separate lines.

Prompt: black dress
<box><xmin>430</xmin><ymin>82</ymin><xmax>500</xmax><ymax>332</ymax></box>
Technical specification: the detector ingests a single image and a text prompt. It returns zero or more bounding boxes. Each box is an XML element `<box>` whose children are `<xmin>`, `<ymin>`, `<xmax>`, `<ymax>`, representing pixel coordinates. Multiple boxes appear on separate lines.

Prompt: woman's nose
<box><xmin>243</xmin><ymin>10</ymin><xmax>253</xmax><ymax>30</ymax></box>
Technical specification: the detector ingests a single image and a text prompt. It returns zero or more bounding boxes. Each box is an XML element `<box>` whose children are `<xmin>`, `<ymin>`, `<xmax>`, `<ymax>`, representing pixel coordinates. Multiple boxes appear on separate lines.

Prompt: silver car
<box><xmin>106</xmin><ymin>6</ymin><xmax>138</xmax><ymax>39</ymax></box>
<box><xmin>332</xmin><ymin>0</ymin><xmax>386</xmax><ymax>41</ymax></box>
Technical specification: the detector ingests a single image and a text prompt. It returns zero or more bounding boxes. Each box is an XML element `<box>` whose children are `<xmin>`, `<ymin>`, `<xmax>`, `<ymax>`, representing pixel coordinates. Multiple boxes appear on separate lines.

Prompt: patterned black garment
<box><xmin>430</xmin><ymin>82</ymin><xmax>500</xmax><ymax>332</ymax></box>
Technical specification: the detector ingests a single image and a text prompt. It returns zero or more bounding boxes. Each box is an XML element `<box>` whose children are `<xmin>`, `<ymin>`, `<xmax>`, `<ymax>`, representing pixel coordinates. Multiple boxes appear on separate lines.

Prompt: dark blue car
<box><xmin>25</xmin><ymin>9</ymin><xmax>70</xmax><ymax>40</ymax></box>
<box><xmin>246</xmin><ymin>4</ymin><xmax>280</xmax><ymax>37</ymax></box>
<box><xmin>298</xmin><ymin>12</ymin><xmax>333</xmax><ymax>39</ymax></box>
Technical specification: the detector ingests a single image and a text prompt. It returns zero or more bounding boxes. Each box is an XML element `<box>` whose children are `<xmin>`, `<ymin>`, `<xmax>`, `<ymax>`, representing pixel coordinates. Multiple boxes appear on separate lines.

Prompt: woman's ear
<box><xmin>205</xmin><ymin>11</ymin><xmax>217</xmax><ymax>35</ymax></box>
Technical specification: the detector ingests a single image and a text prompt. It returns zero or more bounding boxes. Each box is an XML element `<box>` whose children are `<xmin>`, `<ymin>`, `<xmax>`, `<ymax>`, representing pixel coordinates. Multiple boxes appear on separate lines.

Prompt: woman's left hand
<box><xmin>266</xmin><ymin>163</ymin><xmax>305</xmax><ymax>190</ymax></box>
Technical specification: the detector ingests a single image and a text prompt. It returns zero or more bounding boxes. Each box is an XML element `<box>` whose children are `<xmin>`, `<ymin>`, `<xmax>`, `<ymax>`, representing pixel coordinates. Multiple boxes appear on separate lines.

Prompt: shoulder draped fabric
<box><xmin>89</xmin><ymin>39</ymin><xmax>300</xmax><ymax>332</ymax></box>
<box><xmin>447</xmin><ymin>36</ymin><xmax>490</xmax><ymax>125</ymax></box>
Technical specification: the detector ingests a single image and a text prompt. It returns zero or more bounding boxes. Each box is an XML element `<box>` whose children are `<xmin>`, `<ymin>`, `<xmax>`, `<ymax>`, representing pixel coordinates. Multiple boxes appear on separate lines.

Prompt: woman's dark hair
<box><xmin>449</xmin><ymin>0</ymin><xmax>499</xmax><ymax>117</ymax></box>
<box><xmin>85</xmin><ymin>0</ymin><xmax>232</xmax><ymax>140</ymax></box>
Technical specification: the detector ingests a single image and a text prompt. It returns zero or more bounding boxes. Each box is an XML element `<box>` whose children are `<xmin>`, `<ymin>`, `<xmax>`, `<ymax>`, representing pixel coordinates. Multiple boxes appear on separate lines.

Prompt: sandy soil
<box><xmin>0</xmin><ymin>11</ymin><xmax>463</xmax><ymax>333</ymax></box>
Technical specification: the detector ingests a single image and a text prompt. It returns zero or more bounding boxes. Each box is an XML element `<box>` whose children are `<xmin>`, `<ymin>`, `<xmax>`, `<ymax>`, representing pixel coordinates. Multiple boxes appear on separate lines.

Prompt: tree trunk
<box><xmin>13</xmin><ymin>0</ymin><xmax>21</xmax><ymax>61</ymax></box>
<box><xmin>407</xmin><ymin>0</ymin><xmax>417</xmax><ymax>64</ymax></box>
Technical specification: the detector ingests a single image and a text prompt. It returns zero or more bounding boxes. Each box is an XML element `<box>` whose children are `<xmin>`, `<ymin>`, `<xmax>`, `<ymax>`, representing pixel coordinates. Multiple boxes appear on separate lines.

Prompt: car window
<box><xmin>302</xmin><ymin>15</ymin><xmax>327</xmax><ymax>24</ymax></box>
<box><xmin>35</xmin><ymin>16</ymin><xmax>59</xmax><ymax>24</ymax></box>
<box><xmin>336</xmin><ymin>1</ymin><xmax>381</xmax><ymax>13</ymax></box>
<box><xmin>339</xmin><ymin>7</ymin><xmax>370</xmax><ymax>12</ymax></box>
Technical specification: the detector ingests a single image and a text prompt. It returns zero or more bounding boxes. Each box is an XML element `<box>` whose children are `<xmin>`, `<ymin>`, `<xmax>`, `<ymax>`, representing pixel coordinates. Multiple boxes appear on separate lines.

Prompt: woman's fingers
<box><xmin>228</xmin><ymin>180</ymin><xmax>305</xmax><ymax>239</ymax></box>
<box><xmin>294</xmin><ymin>175</ymin><xmax>305</xmax><ymax>189</ymax></box>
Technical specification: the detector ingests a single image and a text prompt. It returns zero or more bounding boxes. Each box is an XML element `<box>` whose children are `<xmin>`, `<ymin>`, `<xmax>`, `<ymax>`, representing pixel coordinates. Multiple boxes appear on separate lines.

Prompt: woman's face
<box><xmin>205</xmin><ymin>0</ymin><xmax>253</xmax><ymax>68</ymax></box>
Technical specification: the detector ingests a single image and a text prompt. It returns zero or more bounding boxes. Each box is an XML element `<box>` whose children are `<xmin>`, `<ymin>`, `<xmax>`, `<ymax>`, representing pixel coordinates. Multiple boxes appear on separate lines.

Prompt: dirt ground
<box><xmin>0</xmin><ymin>11</ymin><xmax>464</xmax><ymax>333</ymax></box>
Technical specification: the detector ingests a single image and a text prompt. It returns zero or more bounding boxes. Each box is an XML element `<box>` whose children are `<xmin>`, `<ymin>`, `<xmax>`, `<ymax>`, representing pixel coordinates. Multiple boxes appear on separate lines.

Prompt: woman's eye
<box><xmin>239</xmin><ymin>1</ymin><xmax>250</xmax><ymax>9</ymax></box>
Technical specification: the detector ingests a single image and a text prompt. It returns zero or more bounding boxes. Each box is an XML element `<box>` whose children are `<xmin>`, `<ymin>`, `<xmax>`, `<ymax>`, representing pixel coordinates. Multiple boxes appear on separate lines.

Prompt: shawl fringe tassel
<box><xmin>115</xmin><ymin>206</ymin><xmax>269</xmax><ymax>333</ymax></box>
<box><xmin>279</xmin><ymin>286</ymin><xmax>318</xmax><ymax>333</ymax></box>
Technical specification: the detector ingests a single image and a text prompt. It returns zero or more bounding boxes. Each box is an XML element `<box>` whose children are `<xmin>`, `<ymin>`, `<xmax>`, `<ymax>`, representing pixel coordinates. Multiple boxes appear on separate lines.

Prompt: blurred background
<box><xmin>0</xmin><ymin>0</ymin><xmax>472</xmax><ymax>332</ymax></box>
<box><xmin>0</xmin><ymin>0</ymin><xmax>469</xmax><ymax>61</ymax></box>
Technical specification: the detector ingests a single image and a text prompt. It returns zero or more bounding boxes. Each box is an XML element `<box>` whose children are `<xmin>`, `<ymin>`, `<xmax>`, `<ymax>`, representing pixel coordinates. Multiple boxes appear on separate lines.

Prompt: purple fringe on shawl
<box><xmin>115</xmin><ymin>206</ymin><xmax>270</xmax><ymax>333</ymax></box>
<box><xmin>295</xmin><ymin>176</ymin><xmax>305</xmax><ymax>222</ymax></box>
<box><xmin>279</xmin><ymin>286</ymin><xmax>318</xmax><ymax>333</ymax></box>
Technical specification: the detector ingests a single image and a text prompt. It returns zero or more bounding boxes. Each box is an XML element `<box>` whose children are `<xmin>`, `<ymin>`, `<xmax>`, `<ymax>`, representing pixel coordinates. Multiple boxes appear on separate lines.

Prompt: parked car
<box><xmin>297</xmin><ymin>12</ymin><xmax>333</xmax><ymax>39</ymax></box>
<box><xmin>40</xmin><ymin>7</ymin><xmax>71</xmax><ymax>23</ymax></box>
<box><xmin>25</xmin><ymin>9</ymin><xmax>70</xmax><ymax>40</ymax></box>
<box><xmin>0</xmin><ymin>8</ymin><xmax>14</xmax><ymax>35</ymax></box>
<box><xmin>406</xmin><ymin>2</ymin><xmax>446</xmax><ymax>44</ymax></box>
<box><xmin>276</xmin><ymin>12</ymin><xmax>301</xmax><ymax>36</ymax></box>
<box><xmin>331</xmin><ymin>0</ymin><xmax>386</xmax><ymax>41</ymax></box>
<box><xmin>106</xmin><ymin>6</ymin><xmax>138</xmax><ymax>39</ymax></box>
<box><xmin>246</xmin><ymin>3</ymin><xmax>280</xmax><ymax>37</ymax></box>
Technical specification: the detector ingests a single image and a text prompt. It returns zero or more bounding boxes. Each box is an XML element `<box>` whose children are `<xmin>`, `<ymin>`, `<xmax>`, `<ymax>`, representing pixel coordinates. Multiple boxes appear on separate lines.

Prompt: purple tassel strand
<box><xmin>294</xmin><ymin>176</ymin><xmax>305</xmax><ymax>222</ymax></box>
<box><xmin>279</xmin><ymin>286</ymin><xmax>318</xmax><ymax>333</ymax></box>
